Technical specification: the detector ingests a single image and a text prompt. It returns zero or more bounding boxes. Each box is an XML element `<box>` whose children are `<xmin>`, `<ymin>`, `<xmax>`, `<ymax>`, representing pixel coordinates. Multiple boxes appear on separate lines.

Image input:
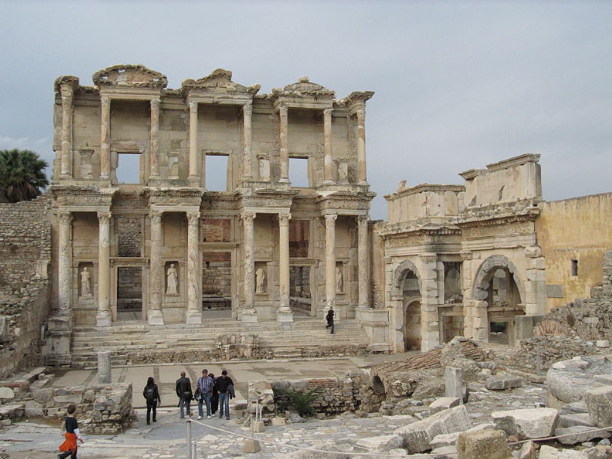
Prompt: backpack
<box><xmin>145</xmin><ymin>385</ymin><xmax>156</xmax><ymax>401</ymax></box>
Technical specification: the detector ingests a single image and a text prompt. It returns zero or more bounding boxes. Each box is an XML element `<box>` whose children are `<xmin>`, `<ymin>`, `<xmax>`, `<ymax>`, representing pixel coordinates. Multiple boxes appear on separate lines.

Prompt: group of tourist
<box><xmin>143</xmin><ymin>369</ymin><xmax>235</xmax><ymax>425</ymax></box>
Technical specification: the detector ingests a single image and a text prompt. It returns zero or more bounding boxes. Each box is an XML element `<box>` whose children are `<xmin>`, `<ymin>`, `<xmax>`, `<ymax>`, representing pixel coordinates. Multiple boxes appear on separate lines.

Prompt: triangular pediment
<box><xmin>279</xmin><ymin>77</ymin><xmax>335</xmax><ymax>97</ymax></box>
<box><xmin>92</xmin><ymin>64</ymin><xmax>168</xmax><ymax>89</ymax></box>
<box><xmin>182</xmin><ymin>69</ymin><xmax>260</xmax><ymax>95</ymax></box>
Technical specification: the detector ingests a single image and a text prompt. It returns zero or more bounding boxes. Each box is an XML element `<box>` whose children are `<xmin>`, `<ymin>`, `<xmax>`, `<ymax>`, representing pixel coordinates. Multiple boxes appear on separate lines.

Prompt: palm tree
<box><xmin>0</xmin><ymin>149</ymin><xmax>49</xmax><ymax>203</ymax></box>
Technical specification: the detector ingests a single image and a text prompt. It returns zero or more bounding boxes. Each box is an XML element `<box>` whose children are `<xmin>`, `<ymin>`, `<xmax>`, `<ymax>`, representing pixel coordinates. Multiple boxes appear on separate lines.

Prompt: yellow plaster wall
<box><xmin>536</xmin><ymin>193</ymin><xmax>612</xmax><ymax>310</ymax></box>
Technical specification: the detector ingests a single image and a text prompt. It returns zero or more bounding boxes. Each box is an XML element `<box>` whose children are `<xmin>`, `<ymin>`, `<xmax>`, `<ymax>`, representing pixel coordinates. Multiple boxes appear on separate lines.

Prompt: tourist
<box><xmin>326</xmin><ymin>306</ymin><xmax>335</xmax><ymax>334</ymax></box>
<box><xmin>143</xmin><ymin>376</ymin><xmax>161</xmax><ymax>425</ymax></box>
<box><xmin>58</xmin><ymin>403</ymin><xmax>84</xmax><ymax>459</ymax></box>
<box><xmin>215</xmin><ymin>370</ymin><xmax>234</xmax><ymax>420</ymax></box>
<box><xmin>175</xmin><ymin>371</ymin><xmax>193</xmax><ymax>419</ymax></box>
<box><xmin>209</xmin><ymin>372</ymin><xmax>219</xmax><ymax>415</ymax></box>
<box><xmin>196</xmin><ymin>369</ymin><xmax>214</xmax><ymax>419</ymax></box>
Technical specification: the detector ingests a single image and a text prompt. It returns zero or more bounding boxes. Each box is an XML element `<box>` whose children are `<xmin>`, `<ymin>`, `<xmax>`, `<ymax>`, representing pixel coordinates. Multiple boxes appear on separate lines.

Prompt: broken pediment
<box><xmin>272</xmin><ymin>76</ymin><xmax>335</xmax><ymax>98</ymax></box>
<box><xmin>92</xmin><ymin>64</ymin><xmax>168</xmax><ymax>89</ymax></box>
<box><xmin>181</xmin><ymin>68</ymin><xmax>261</xmax><ymax>95</ymax></box>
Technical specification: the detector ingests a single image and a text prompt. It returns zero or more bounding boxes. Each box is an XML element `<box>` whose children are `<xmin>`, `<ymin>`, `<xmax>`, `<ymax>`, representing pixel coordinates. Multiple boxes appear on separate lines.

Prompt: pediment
<box><xmin>275</xmin><ymin>77</ymin><xmax>335</xmax><ymax>98</ymax></box>
<box><xmin>182</xmin><ymin>68</ymin><xmax>260</xmax><ymax>95</ymax></box>
<box><xmin>92</xmin><ymin>64</ymin><xmax>168</xmax><ymax>89</ymax></box>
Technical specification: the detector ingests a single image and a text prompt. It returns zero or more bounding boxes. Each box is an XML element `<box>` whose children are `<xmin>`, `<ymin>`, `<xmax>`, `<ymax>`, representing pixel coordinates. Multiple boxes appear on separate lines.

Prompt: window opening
<box><xmin>206</xmin><ymin>154</ymin><xmax>229</xmax><ymax>191</ymax></box>
<box><xmin>289</xmin><ymin>157</ymin><xmax>309</xmax><ymax>187</ymax></box>
<box><xmin>571</xmin><ymin>259</ymin><xmax>578</xmax><ymax>277</ymax></box>
<box><xmin>116</xmin><ymin>153</ymin><xmax>141</xmax><ymax>184</ymax></box>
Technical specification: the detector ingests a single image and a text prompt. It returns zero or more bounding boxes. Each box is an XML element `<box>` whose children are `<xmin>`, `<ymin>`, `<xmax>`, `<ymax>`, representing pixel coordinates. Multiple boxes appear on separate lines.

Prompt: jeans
<box><xmin>198</xmin><ymin>393</ymin><xmax>212</xmax><ymax>417</ymax></box>
<box><xmin>326</xmin><ymin>321</ymin><xmax>335</xmax><ymax>334</ymax></box>
<box><xmin>218</xmin><ymin>392</ymin><xmax>230</xmax><ymax>419</ymax></box>
<box><xmin>179</xmin><ymin>397</ymin><xmax>191</xmax><ymax>418</ymax></box>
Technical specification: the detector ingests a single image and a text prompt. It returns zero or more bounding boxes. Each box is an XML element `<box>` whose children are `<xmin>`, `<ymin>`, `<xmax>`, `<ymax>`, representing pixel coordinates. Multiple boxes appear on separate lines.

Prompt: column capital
<box><xmin>151</xmin><ymin>98</ymin><xmax>161</xmax><ymax>109</ymax></box>
<box><xmin>97</xmin><ymin>211</ymin><xmax>112</xmax><ymax>224</ymax></box>
<box><xmin>323</xmin><ymin>108</ymin><xmax>333</xmax><ymax>117</ymax></box>
<box><xmin>278</xmin><ymin>212</ymin><xmax>291</xmax><ymax>225</ymax></box>
<box><xmin>60</xmin><ymin>84</ymin><xmax>74</xmax><ymax>98</ymax></box>
<box><xmin>278</xmin><ymin>105</ymin><xmax>288</xmax><ymax>116</ymax></box>
<box><xmin>149</xmin><ymin>210</ymin><xmax>163</xmax><ymax>223</ymax></box>
<box><xmin>356</xmin><ymin>109</ymin><xmax>365</xmax><ymax>122</ymax></box>
<box><xmin>324</xmin><ymin>213</ymin><xmax>338</xmax><ymax>224</ymax></box>
<box><xmin>101</xmin><ymin>96</ymin><xmax>111</xmax><ymax>109</ymax></box>
<box><xmin>460</xmin><ymin>250</ymin><xmax>473</xmax><ymax>261</ymax></box>
<box><xmin>241</xmin><ymin>211</ymin><xmax>256</xmax><ymax>223</ymax></box>
<box><xmin>189</xmin><ymin>101</ymin><xmax>198</xmax><ymax>113</ymax></box>
<box><xmin>243</xmin><ymin>100</ymin><xmax>253</xmax><ymax>114</ymax></box>
<box><xmin>358</xmin><ymin>215</ymin><xmax>369</xmax><ymax>226</ymax></box>
<box><xmin>57</xmin><ymin>211</ymin><xmax>73</xmax><ymax>225</ymax></box>
<box><xmin>186</xmin><ymin>210</ymin><xmax>201</xmax><ymax>224</ymax></box>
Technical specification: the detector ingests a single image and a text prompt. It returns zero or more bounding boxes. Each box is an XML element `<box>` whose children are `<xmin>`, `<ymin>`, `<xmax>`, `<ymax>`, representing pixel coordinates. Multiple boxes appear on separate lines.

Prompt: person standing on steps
<box><xmin>326</xmin><ymin>306</ymin><xmax>335</xmax><ymax>334</ymax></box>
<box><xmin>176</xmin><ymin>371</ymin><xmax>193</xmax><ymax>419</ymax></box>
<box><xmin>58</xmin><ymin>404</ymin><xmax>84</xmax><ymax>459</ymax></box>
<box><xmin>215</xmin><ymin>370</ymin><xmax>234</xmax><ymax>420</ymax></box>
<box><xmin>196</xmin><ymin>369</ymin><xmax>214</xmax><ymax>419</ymax></box>
<box><xmin>143</xmin><ymin>376</ymin><xmax>161</xmax><ymax>425</ymax></box>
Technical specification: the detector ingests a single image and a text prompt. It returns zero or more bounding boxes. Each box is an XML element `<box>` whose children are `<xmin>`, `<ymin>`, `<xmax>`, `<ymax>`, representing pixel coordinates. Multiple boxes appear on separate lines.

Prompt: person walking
<box><xmin>326</xmin><ymin>306</ymin><xmax>335</xmax><ymax>334</ymax></box>
<box><xmin>215</xmin><ymin>370</ymin><xmax>234</xmax><ymax>420</ymax></box>
<box><xmin>175</xmin><ymin>371</ymin><xmax>193</xmax><ymax>419</ymax></box>
<box><xmin>209</xmin><ymin>372</ymin><xmax>219</xmax><ymax>415</ymax></box>
<box><xmin>58</xmin><ymin>404</ymin><xmax>84</xmax><ymax>459</ymax></box>
<box><xmin>143</xmin><ymin>376</ymin><xmax>161</xmax><ymax>425</ymax></box>
<box><xmin>196</xmin><ymin>369</ymin><xmax>214</xmax><ymax>419</ymax></box>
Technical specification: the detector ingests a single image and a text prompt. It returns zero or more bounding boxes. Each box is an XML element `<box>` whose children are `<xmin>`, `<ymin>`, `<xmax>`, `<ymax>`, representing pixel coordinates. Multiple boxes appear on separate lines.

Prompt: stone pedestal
<box><xmin>147</xmin><ymin>309</ymin><xmax>165</xmax><ymax>326</ymax></box>
<box><xmin>356</xmin><ymin>307</ymin><xmax>390</xmax><ymax>352</ymax></box>
<box><xmin>241</xmin><ymin>308</ymin><xmax>258</xmax><ymax>323</ymax></box>
<box><xmin>43</xmin><ymin>312</ymin><xmax>73</xmax><ymax>366</ymax></box>
<box><xmin>277</xmin><ymin>309</ymin><xmax>294</xmax><ymax>331</ymax></box>
<box><xmin>96</xmin><ymin>310</ymin><xmax>112</xmax><ymax>327</ymax></box>
<box><xmin>445</xmin><ymin>366</ymin><xmax>465</xmax><ymax>400</ymax></box>
<box><xmin>97</xmin><ymin>351</ymin><xmax>112</xmax><ymax>384</ymax></box>
<box><xmin>243</xmin><ymin>439</ymin><xmax>261</xmax><ymax>453</ymax></box>
<box><xmin>186</xmin><ymin>310</ymin><xmax>202</xmax><ymax>325</ymax></box>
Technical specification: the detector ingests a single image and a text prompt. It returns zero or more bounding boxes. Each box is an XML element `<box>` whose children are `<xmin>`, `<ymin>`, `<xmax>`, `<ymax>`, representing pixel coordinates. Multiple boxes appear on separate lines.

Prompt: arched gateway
<box><xmin>393</xmin><ymin>260</ymin><xmax>422</xmax><ymax>351</ymax></box>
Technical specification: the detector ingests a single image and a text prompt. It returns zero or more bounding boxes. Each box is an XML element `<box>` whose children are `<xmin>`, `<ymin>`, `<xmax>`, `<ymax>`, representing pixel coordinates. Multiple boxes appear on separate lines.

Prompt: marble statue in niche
<box><xmin>256</xmin><ymin>266</ymin><xmax>267</xmax><ymax>294</ymax></box>
<box><xmin>166</xmin><ymin>263</ymin><xmax>178</xmax><ymax>295</ymax></box>
<box><xmin>80</xmin><ymin>267</ymin><xmax>92</xmax><ymax>297</ymax></box>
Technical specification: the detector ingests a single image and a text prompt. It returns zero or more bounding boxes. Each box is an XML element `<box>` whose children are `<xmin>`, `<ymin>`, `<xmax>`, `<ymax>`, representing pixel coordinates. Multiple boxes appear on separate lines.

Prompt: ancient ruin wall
<box><xmin>0</xmin><ymin>195</ymin><xmax>52</xmax><ymax>378</ymax></box>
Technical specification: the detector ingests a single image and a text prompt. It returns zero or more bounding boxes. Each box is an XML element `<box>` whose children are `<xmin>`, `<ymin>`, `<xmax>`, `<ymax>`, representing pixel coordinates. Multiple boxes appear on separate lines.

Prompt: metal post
<box><xmin>186</xmin><ymin>419</ymin><xmax>193</xmax><ymax>459</ymax></box>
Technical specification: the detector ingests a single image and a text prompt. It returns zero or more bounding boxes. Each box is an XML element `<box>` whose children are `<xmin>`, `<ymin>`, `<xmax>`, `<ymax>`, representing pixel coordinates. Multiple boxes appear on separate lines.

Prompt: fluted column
<box><xmin>60</xmin><ymin>85</ymin><xmax>74</xmax><ymax>178</ymax></box>
<box><xmin>323</xmin><ymin>108</ymin><xmax>334</xmax><ymax>184</ymax></box>
<box><xmin>148</xmin><ymin>210</ymin><xmax>165</xmax><ymax>325</ymax></box>
<box><xmin>356</xmin><ymin>109</ymin><xmax>367</xmax><ymax>184</ymax></box>
<box><xmin>358</xmin><ymin>215</ymin><xmax>370</xmax><ymax>308</ymax></box>
<box><xmin>278</xmin><ymin>213</ymin><xmax>291</xmax><ymax>312</ymax></box>
<box><xmin>186</xmin><ymin>210</ymin><xmax>202</xmax><ymax>324</ymax></box>
<box><xmin>279</xmin><ymin>105</ymin><xmax>289</xmax><ymax>183</ymax></box>
<box><xmin>243</xmin><ymin>101</ymin><xmax>253</xmax><ymax>179</ymax></box>
<box><xmin>325</xmin><ymin>214</ymin><xmax>337</xmax><ymax>314</ymax></box>
<box><xmin>96</xmin><ymin>211</ymin><xmax>112</xmax><ymax>326</ymax></box>
<box><xmin>188</xmin><ymin>101</ymin><xmax>200</xmax><ymax>184</ymax></box>
<box><xmin>241</xmin><ymin>212</ymin><xmax>257</xmax><ymax>322</ymax></box>
<box><xmin>58</xmin><ymin>211</ymin><xmax>73</xmax><ymax>312</ymax></box>
<box><xmin>149</xmin><ymin>98</ymin><xmax>160</xmax><ymax>178</ymax></box>
<box><xmin>100</xmin><ymin>96</ymin><xmax>111</xmax><ymax>180</ymax></box>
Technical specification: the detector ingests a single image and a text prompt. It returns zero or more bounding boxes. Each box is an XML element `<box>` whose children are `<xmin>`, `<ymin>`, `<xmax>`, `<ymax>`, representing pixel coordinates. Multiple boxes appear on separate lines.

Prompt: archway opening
<box><xmin>486</xmin><ymin>267</ymin><xmax>524</xmax><ymax>344</ymax></box>
<box><xmin>401</xmin><ymin>269</ymin><xmax>421</xmax><ymax>351</ymax></box>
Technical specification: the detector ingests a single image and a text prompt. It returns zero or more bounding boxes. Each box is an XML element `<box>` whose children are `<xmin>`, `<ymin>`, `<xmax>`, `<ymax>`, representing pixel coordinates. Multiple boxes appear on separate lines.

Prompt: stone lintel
<box><xmin>486</xmin><ymin>153</ymin><xmax>541</xmax><ymax>172</ymax></box>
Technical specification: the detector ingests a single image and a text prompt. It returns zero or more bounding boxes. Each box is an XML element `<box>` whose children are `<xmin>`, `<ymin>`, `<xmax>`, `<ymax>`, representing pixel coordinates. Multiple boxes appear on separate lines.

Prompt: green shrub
<box><xmin>274</xmin><ymin>387</ymin><xmax>318</xmax><ymax>417</ymax></box>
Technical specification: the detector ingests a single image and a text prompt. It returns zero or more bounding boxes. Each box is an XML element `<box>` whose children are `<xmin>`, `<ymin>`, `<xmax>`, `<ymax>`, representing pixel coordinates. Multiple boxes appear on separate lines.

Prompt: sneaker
<box><xmin>226</xmin><ymin>417</ymin><xmax>230</xmax><ymax>420</ymax></box>
<box><xmin>207</xmin><ymin>415</ymin><xmax>211</xmax><ymax>419</ymax></box>
<box><xmin>197</xmin><ymin>416</ymin><xmax>202</xmax><ymax>420</ymax></box>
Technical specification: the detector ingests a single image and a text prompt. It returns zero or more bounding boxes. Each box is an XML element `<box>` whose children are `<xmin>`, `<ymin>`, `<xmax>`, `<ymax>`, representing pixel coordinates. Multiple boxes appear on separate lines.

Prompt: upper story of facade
<box><xmin>52</xmin><ymin>64</ymin><xmax>374</xmax><ymax>196</ymax></box>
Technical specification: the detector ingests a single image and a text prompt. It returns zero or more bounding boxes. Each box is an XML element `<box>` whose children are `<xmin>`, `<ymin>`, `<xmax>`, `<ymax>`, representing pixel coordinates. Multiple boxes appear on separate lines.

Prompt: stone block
<box><xmin>271</xmin><ymin>417</ymin><xmax>286</xmax><ymax>426</ymax></box>
<box><xmin>429</xmin><ymin>397</ymin><xmax>461</xmax><ymax>415</ymax></box>
<box><xmin>559</xmin><ymin>413</ymin><xmax>594</xmax><ymax>428</ymax></box>
<box><xmin>243</xmin><ymin>438</ymin><xmax>261</xmax><ymax>453</ymax></box>
<box><xmin>485</xmin><ymin>375</ymin><xmax>522</xmax><ymax>391</ymax></box>
<box><xmin>593</xmin><ymin>374</ymin><xmax>612</xmax><ymax>385</ymax></box>
<box><xmin>355</xmin><ymin>434</ymin><xmax>402</xmax><ymax>452</ymax></box>
<box><xmin>445</xmin><ymin>367</ymin><xmax>464</xmax><ymax>399</ymax></box>
<box><xmin>457</xmin><ymin>429</ymin><xmax>513</xmax><ymax>459</ymax></box>
<box><xmin>518</xmin><ymin>440</ymin><xmax>537</xmax><ymax>459</ymax></box>
<box><xmin>491</xmin><ymin>408</ymin><xmax>559</xmax><ymax>438</ymax></box>
<box><xmin>585</xmin><ymin>386</ymin><xmax>612</xmax><ymax>428</ymax></box>
<box><xmin>24</xmin><ymin>400</ymin><xmax>43</xmax><ymax>417</ymax></box>
<box><xmin>538</xmin><ymin>445</ymin><xmax>589</xmax><ymax>458</ymax></box>
<box><xmin>0</xmin><ymin>387</ymin><xmax>15</xmax><ymax>399</ymax></box>
<box><xmin>555</xmin><ymin>425</ymin><xmax>610</xmax><ymax>445</ymax></box>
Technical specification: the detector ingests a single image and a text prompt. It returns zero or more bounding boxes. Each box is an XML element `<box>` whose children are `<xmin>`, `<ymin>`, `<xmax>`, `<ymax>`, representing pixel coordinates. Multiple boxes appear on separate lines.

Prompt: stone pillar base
<box><xmin>241</xmin><ymin>308</ymin><xmax>258</xmax><ymax>323</ymax></box>
<box><xmin>277</xmin><ymin>308</ymin><xmax>294</xmax><ymax>330</ymax></box>
<box><xmin>185</xmin><ymin>310</ymin><xmax>202</xmax><ymax>325</ymax></box>
<box><xmin>42</xmin><ymin>311</ymin><xmax>73</xmax><ymax>366</ymax></box>
<box><xmin>147</xmin><ymin>310</ymin><xmax>165</xmax><ymax>325</ymax></box>
<box><xmin>96</xmin><ymin>311</ymin><xmax>112</xmax><ymax>327</ymax></box>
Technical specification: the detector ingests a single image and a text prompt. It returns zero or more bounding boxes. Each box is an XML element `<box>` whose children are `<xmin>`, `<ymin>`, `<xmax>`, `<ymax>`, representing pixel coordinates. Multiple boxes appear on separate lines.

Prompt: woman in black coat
<box><xmin>143</xmin><ymin>376</ymin><xmax>161</xmax><ymax>425</ymax></box>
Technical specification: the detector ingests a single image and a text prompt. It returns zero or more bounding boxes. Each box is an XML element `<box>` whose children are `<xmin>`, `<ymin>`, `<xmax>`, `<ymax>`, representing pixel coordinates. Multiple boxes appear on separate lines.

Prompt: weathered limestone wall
<box><xmin>0</xmin><ymin>195</ymin><xmax>52</xmax><ymax>379</ymax></box>
<box><xmin>536</xmin><ymin>192</ymin><xmax>612</xmax><ymax>311</ymax></box>
<box><xmin>386</xmin><ymin>184</ymin><xmax>465</xmax><ymax>224</ymax></box>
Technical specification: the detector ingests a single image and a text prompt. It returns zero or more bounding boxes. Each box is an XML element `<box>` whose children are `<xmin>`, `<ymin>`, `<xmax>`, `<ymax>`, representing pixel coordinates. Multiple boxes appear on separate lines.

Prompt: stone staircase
<box><xmin>70</xmin><ymin>318</ymin><xmax>371</xmax><ymax>368</ymax></box>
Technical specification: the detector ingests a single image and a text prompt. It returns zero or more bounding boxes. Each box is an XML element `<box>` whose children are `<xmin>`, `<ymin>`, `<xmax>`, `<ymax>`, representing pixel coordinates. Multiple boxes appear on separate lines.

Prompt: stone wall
<box><xmin>0</xmin><ymin>195</ymin><xmax>52</xmax><ymax>379</ymax></box>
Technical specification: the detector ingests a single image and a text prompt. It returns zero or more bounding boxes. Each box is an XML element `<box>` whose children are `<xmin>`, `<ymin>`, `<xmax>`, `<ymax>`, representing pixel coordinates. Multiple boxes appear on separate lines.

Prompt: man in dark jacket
<box><xmin>215</xmin><ymin>370</ymin><xmax>234</xmax><ymax>420</ymax></box>
<box><xmin>175</xmin><ymin>371</ymin><xmax>192</xmax><ymax>419</ymax></box>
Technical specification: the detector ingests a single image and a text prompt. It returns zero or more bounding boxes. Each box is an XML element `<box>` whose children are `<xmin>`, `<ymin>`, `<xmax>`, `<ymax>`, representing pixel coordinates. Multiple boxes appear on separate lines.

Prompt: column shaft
<box><xmin>186</xmin><ymin>211</ymin><xmax>202</xmax><ymax>324</ymax></box>
<box><xmin>279</xmin><ymin>106</ymin><xmax>289</xmax><ymax>182</ymax></box>
<box><xmin>279</xmin><ymin>213</ymin><xmax>291</xmax><ymax>311</ymax></box>
<box><xmin>148</xmin><ymin>211</ymin><xmax>164</xmax><ymax>325</ymax></box>
<box><xmin>189</xmin><ymin>101</ymin><xmax>200</xmax><ymax>182</ymax></box>
<box><xmin>325</xmin><ymin>214</ymin><xmax>337</xmax><ymax>311</ymax></box>
<box><xmin>58</xmin><ymin>212</ymin><xmax>72</xmax><ymax>311</ymax></box>
<box><xmin>356</xmin><ymin>109</ymin><xmax>367</xmax><ymax>183</ymax></box>
<box><xmin>60</xmin><ymin>85</ymin><xmax>74</xmax><ymax>178</ymax></box>
<box><xmin>323</xmin><ymin>108</ymin><xmax>334</xmax><ymax>183</ymax></box>
<box><xmin>358</xmin><ymin>215</ymin><xmax>370</xmax><ymax>308</ymax></box>
<box><xmin>242</xmin><ymin>213</ymin><xmax>256</xmax><ymax>309</ymax></box>
<box><xmin>100</xmin><ymin>97</ymin><xmax>111</xmax><ymax>180</ymax></box>
<box><xmin>243</xmin><ymin>101</ymin><xmax>253</xmax><ymax>179</ymax></box>
<box><xmin>150</xmin><ymin>99</ymin><xmax>160</xmax><ymax>178</ymax></box>
<box><xmin>96</xmin><ymin>211</ymin><xmax>112</xmax><ymax>326</ymax></box>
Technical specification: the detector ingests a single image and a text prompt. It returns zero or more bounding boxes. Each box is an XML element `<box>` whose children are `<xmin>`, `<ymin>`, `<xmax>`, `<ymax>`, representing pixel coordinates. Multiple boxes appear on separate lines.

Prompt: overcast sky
<box><xmin>1</xmin><ymin>0</ymin><xmax>611</xmax><ymax>219</ymax></box>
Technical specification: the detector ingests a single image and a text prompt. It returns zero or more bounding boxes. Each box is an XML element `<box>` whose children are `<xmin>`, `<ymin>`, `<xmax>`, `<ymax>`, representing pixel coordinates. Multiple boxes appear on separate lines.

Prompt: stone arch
<box><xmin>392</xmin><ymin>259</ymin><xmax>422</xmax><ymax>299</ymax></box>
<box><xmin>472</xmin><ymin>255</ymin><xmax>525</xmax><ymax>303</ymax></box>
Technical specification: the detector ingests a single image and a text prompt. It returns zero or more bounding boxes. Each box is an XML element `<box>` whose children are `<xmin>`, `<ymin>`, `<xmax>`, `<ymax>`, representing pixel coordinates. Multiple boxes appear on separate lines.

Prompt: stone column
<box><xmin>58</xmin><ymin>211</ymin><xmax>73</xmax><ymax>311</ymax></box>
<box><xmin>96</xmin><ymin>211</ymin><xmax>112</xmax><ymax>327</ymax></box>
<box><xmin>278</xmin><ymin>213</ymin><xmax>291</xmax><ymax>312</ymax></box>
<box><xmin>188</xmin><ymin>101</ymin><xmax>200</xmax><ymax>185</ymax></box>
<box><xmin>323</xmin><ymin>108</ymin><xmax>334</xmax><ymax>184</ymax></box>
<box><xmin>242</xmin><ymin>212</ymin><xmax>257</xmax><ymax>322</ymax></box>
<box><xmin>243</xmin><ymin>101</ymin><xmax>253</xmax><ymax>180</ymax></box>
<box><xmin>357</xmin><ymin>215</ymin><xmax>370</xmax><ymax>308</ymax></box>
<box><xmin>100</xmin><ymin>96</ymin><xmax>111</xmax><ymax>180</ymax></box>
<box><xmin>148</xmin><ymin>210</ymin><xmax>164</xmax><ymax>325</ymax></box>
<box><xmin>324</xmin><ymin>214</ymin><xmax>337</xmax><ymax>314</ymax></box>
<box><xmin>186</xmin><ymin>211</ymin><xmax>202</xmax><ymax>324</ymax></box>
<box><xmin>149</xmin><ymin>98</ymin><xmax>160</xmax><ymax>178</ymax></box>
<box><xmin>97</xmin><ymin>351</ymin><xmax>112</xmax><ymax>384</ymax></box>
<box><xmin>356</xmin><ymin>109</ymin><xmax>367</xmax><ymax>184</ymax></box>
<box><xmin>279</xmin><ymin>105</ymin><xmax>289</xmax><ymax>183</ymax></box>
<box><xmin>60</xmin><ymin>84</ymin><xmax>74</xmax><ymax>178</ymax></box>
<box><xmin>419</xmin><ymin>253</ymin><xmax>440</xmax><ymax>352</ymax></box>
